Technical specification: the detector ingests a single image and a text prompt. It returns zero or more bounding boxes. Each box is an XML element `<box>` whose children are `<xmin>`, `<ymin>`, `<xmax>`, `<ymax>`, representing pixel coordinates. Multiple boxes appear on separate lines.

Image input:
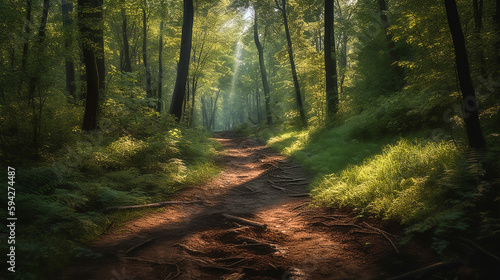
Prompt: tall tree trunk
<box><xmin>339</xmin><ymin>31</ymin><xmax>347</xmax><ymax>94</ymax></box>
<box><xmin>209</xmin><ymin>90</ymin><xmax>220</xmax><ymax>130</ymax></box>
<box><xmin>169</xmin><ymin>0</ymin><xmax>194</xmax><ymax>122</ymax></box>
<box><xmin>21</xmin><ymin>0</ymin><xmax>32</xmax><ymax>74</ymax></box>
<box><xmin>255</xmin><ymin>71</ymin><xmax>262</xmax><ymax>124</ymax></box>
<box><xmin>190</xmin><ymin>78</ymin><xmax>197</xmax><ymax>126</ymax></box>
<box><xmin>142</xmin><ymin>8</ymin><xmax>153</xmax><ymax>99</ymax></box>
<box><xmin>325</xmin><ymin>0</ymin><xmax>339</xmax><ymax>117</ymax></box>
<box><xmin>62</xmin><ymin>0</ymin><xmax>76</xmax><ymax>99</ymax></box>
<box><xmin>96</xmin><ymin>1</ymin><xmax>105</xmax><ymax>97</ymax></box>
<box><xmin>201</xmin><ymin>96</ymin><xmax>207</xmax><ymax>129</ymax></box>
<box><xmin>121</xmin><ymin>6</ymin><xmax>132</xmax><ymax>72</ymax></box>
<box><xmin>26</xmin><ymin>0</ymin><xmax>50</xmax><ymax>159</ymax></box>
<box><xmin>157</xmin><ymin>21</ymin><xmax>163</xmax><ymax>112</ymax></box>
<box><xmin>444</xmin><ymin>0</ymin><xmax>486</xmax><ymax>149</ymax></box>
<box><xmin>253</xmin><ymin>11</ymin><xmax>273</xmax><ymax>126</ymax></box>
<box><xmin>378</xmin><ymin>0</ymin><xmax>401</xmax><ymax>78</ymax></box>
<box><xmin>79</xmin><ymin>0</ymin><xmax>104</xmax><ymax>131</ymax></box>
<box><xmin>494</xmin><ymin>0</ymin><xmax>500</xmax><ymax>69</ymax></box>
<box><xmin>275</xmin><ymin>0</ymin><xmax>307</xmax><ymax>127</ymax></box>
<box><xmin>472</xmin><ymin>0</ymin><xmax>485</xmax><ymax>75</ymax></box>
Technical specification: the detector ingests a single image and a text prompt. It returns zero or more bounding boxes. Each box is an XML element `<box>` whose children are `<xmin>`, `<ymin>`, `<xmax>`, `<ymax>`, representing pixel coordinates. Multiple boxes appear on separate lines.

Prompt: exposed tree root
<box><xmin>222</xmin><ymin>214</ymin><xmax>267</xmax><ymax>228</ymax></box>
<box><xmin>124</xmin><ymin>238</ymin><xmax>155</xmax><ymax>254</ymax></box>
<box><xmin>388</xmin><ymin>261</ymin><xmax>462</xmax><ymax>280</ymax></box>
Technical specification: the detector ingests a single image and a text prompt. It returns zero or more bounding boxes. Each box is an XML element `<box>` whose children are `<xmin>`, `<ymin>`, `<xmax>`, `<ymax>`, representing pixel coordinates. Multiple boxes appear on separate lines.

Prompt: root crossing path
<box><xmin>62</xmin><ymin>132</ymin><xmax>433</xmax><ymax>280</ymax></box>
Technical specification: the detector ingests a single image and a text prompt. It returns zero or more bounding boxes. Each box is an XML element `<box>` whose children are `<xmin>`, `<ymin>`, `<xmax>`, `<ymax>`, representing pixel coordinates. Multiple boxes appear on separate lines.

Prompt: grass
<box><xmin>0</xmin><ymin>126</ymin><xmax>222</xmax><ymax>280</ymax></box>
<box><xmin>311</xmin><ymin>139</ymin><xmax>461</xmax><ymax>223</ymax></box>
<box><xmin>267</xmin><ymin>125</ymin><xmax>388</xmax><ymax>175</ymax></box>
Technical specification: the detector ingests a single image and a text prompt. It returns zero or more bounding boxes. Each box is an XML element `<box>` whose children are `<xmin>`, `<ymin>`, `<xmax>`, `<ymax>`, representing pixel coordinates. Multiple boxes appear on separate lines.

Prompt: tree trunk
<box><xmin>190</xmin><ymin>77</ymin><xmax>198</xmax><ymax>127</ymax></box>
<box><xmin>209</xmin><ymin>90</ymin><xmax>220</xmax><ymax>130</ymax></box>
<box><xmin>324</xmin><ymin>0</ymin><xmax>339</xmax><ymax>117</ymax></box>
<box><xmin>494</xmin><ymin>0</ymin><xmax>500</xmax><ymax>69</ymax></box>
<box><xmin>276</xmin><ymin>0</ymin><xmax>307</xmax><ymax>127</ymax></box>
<box><xmin>143</xmin><ymin>8</ymin><xmax>153</xmax><ymax>99</ymax></box>
<box><xmin>157</xmin><ymin>21</ymin><xmax>163</xmax><ymax>112</ymax></box>
<box><xmin>62</xmin><ymin>0</ymin><xmax>76</xmax><ymax>99</ymax></box>
<box><xmin>339</xmin><ymin>31</ymin><xmax>347</xmax><ymax>94</ymax></box>
<box><xmin>253</xmin><ymin>11</ymin><xmax>273</xmax><ymax>126</ymax></box>
<box><xmin>121</xmin><ymin>6</ymin><xmax>132</xmax><ymax>72</ymax></box>
<box><xmin>444</xmin><ymin>0</ymin><xmax>486</xmax><ymax>149</ymax></box>
<box><xmin>378</xmin><ymin>0</ymin><xmax>401</xmax><ymax>78</ymax></box>
<box><xmin>79</xmin><ymin>0</ymin><xmax>104</xmax><ymax>131</ymax></box>
<box><xmin>21</xmin><ymin>0</ymin><xmax>32</xmax><ymax>74</ymax></box>
<box><xmin>472</xmin><ymin>0</ymin><xmax>485</xmax><ymax>75</ymax></box>
<box><xmin>169</xmin><ymin>0</ymin><xmax>194</xmax><ymax>122</ymax></box>
<box><xmin>26</xmin><ymin>0</ymin><xmax>50</xmax><ymax>159</ymax></box>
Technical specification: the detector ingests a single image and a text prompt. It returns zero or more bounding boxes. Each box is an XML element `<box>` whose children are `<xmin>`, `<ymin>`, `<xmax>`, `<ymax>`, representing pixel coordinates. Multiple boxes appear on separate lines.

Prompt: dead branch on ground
<box><xmin>222</xmin><ymin>214</ymin><xmax>267</xmax><ymax>228</ymax></box>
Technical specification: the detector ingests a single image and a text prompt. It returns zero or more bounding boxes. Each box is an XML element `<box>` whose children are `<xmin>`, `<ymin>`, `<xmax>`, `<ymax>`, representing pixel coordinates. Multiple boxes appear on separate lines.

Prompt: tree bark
<box><xmin>62</xmin><ymin>0</ymin><xmax>76</xmax><ymax>99</ymax></box>
<box><xmin>21</xmin><ymin>0</ymin><xmax>32</xmax><ymax>74</ymax></box>
<box><xmin>325</xmin><ymin>0</ymin><xmax>339</xmax><ymax>117</ymax></box>
<box><xmin>143</xmin><ymin>8</ymin><xmax>153</xmax><ymax>99</ymax></box>
<box><xmin>444</xmin><ymin>0</ymin><xmax>486</xmax><ymax>149</ymax></box>
<box><xmin>25</xmin><ymin>0</ymin><xmax>50</xmax><ymax>159</ymax></box>
<box><xmin>169</xmin><ymin>0</ymin><xmax>194</xmax><ymax>122</ymax></box>
<box><xmin>121</xmin><ymin>5</ymin><xmax>132</xmax><ymax>72</ymax></box>
<box><xmin>253</xmin><ymin>11</ymin><xmax>273</xmax><ymax>126</ymax></box>
<box><xmin>79</xmin><ymin>0</ymin><xmax>104</xmax><ymax>131</ymax></box>
<box><xmin>494</xmin><ymin>0</ymin><xmax>500</xmax><ymax>68</ymax></box>
<box><xmin>472</xmin><ymin>0</ymin><xmax>485</xmax><ymax>75</ymax></box>
<box><xmin>378</xmin><ymin>0</ymin><xmax>401</xmax><ymax>78</ymax></box>
<box><xmin>157</xmin><ymin>21</ymin><xmax>164</xmax><ymax>112</ymax></box>
<box><xmin>275</xmin><ymin>0</ymin><xmax>307</xmax><ymax>128</ymax></box>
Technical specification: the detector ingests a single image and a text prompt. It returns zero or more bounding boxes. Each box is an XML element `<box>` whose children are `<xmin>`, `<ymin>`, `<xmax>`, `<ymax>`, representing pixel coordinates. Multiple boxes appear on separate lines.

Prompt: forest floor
<box><xmin>61</xmin><ymin>132</ymin><xmax>437</xmax><ymax>280</ymax></box>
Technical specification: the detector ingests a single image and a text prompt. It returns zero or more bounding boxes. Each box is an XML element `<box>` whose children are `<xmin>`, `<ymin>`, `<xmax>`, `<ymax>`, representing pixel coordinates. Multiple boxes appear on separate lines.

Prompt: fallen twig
<box><xmin>124</xmin><ymin>238</ymin><xmax>155</xmax><ymax>254</ymax></box>
<box><xmin>270</xmin><ymin>178</ymin><xmax>307</xmax><ymax>183</ymax></box>
<box><xmin>292</xmin><ymin>203</ymin><xmax>307</xmax><ymax>211</ymax></box>
<box><xmin>222</xmin><ymin>214</ymin><xmax>267</xmax><ymax>228</ymax></box>
<box><xmin>106</xmin><ymin>200</ymin><xmax>202</xmax><ymax>211</ymax></box>
<box><xmin>288</xmin><ymin>193</ymin><xmax>310</xmax><ymax>197</ymax></box>
<box><xmin>362</xmin><ymin>222</ymin><xmax>399</xmax><ymax>254</ymax></box>
<box><xmin>269</xmin><ymin>183</ymin><xmax>287</xmax><ymax>192</ymax></box>
<box><xmin>388</xmin><ymin>261</ymin><xmax>462</xmax><ymax>280</ymax></box>
<box><xmin>362</xmin><ymin>222</ymin><xmax>396</xmax><ymax>238</ymax></box>
<box><xmin>174</xmin><ymin>243</ymin><xmax>204</xmax><ymax>255</ymax></box>
<box><xmin>122</xmin><ymin>256</ymin><xmax>174</xmax><ymax>266</ymax></box>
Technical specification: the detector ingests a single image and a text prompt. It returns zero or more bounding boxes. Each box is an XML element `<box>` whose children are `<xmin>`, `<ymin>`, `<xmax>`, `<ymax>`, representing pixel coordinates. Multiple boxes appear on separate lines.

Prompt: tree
<box><xmin>169</xmin><ymin>0</ymin><xmax>194</xmax><ymax>122</ymax></box>
<box><xmin>378</xmin><ymin>0</ymin><xmax>399</xmax><ymax>75</ymax></box>
<box><xmin>142</xmin><ymin>7</ymin><xmax>153</xmax><ymax>98</ymax></box>
<box><xmin>324</xmin><ymin>0</ymin><xmax>339</xmax><ymax>117</ymax></box>
<box><xmin>444</xmin><ymin>0</ymin><xmax>486</xmax><ymax>149</ymax></box>
<box><xmin>253</xmin><ymin>9</ymin><xmax>273</xmax><ymax>126</ymax></box>
<box><xmin>121</xmin><ymin>2</ymin><xmax>132</xmax><ymax>72</ymax></box>
<box><xmin>274</xmin><ymin>0</ymin><xmax>307</xmax><ymax>127</ymax></box>
<box><xmin>157</xmin><ymin>20</ymin><xmax>164</xmax><ymax>112</ymax></box>
<box><xmin>79</xmin><ymin>0</ymin><xmax>105</xmax><ymax>131</ymax></box>
<box><xmin>62</xmin><ymin>0</ymin><xmax>77</xmax><ymax>99</ymax></box>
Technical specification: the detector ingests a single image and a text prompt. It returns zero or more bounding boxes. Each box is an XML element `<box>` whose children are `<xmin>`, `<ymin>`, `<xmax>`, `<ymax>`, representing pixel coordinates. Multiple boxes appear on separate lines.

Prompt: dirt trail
<box><xmin>62</xmin><ymin>133</ymin><xmax>434</xmax><ymax>280</ymax></box>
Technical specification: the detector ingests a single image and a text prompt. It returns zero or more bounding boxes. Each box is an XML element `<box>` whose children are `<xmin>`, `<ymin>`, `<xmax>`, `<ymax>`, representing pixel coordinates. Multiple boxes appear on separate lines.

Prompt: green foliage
<box><xmin>312</xmin><ymin>140</ymin><xmax>460</xmax><ymax>222</ymax></box>
<box><xmin>268</xmin><ymin>126</ymin><xmax>386</xmax><ymax>175</ymax></box>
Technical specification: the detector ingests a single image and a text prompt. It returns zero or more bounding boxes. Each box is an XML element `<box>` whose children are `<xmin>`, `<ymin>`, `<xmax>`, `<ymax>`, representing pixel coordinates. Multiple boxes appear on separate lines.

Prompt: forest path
<box><xmin>62</xmin><ymin>132</ymin><xmax>433</xmax><ymax>280</ymax></box>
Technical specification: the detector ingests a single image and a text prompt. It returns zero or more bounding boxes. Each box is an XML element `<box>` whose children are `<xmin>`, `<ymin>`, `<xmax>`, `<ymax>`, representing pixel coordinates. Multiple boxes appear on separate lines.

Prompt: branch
<box><xmin>222</xmin><ymin>214</ymin><xmax>267</xmax><ymax>228</ymax></box>
<box><xmin>274</xmin><ymin>0</ymin><xmax>284</xmax><ymax>12</ymax></box>
<box><xmin>105</xmin><ymin>200</ymin><xmax>202</xmax><ymax>211</ymax></box>
<box><xmin>388</xmin><ymin>261</ymin><xmax>462</xmax><ymax>280</ymax></box>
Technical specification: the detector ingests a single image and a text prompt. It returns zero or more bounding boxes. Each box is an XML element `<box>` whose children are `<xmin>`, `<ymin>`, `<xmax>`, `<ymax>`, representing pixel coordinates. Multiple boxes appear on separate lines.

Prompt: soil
<box><xmin>61</xmin><ymin>132</ymin><xmax>437</xmax><ymax>280</ymax></box>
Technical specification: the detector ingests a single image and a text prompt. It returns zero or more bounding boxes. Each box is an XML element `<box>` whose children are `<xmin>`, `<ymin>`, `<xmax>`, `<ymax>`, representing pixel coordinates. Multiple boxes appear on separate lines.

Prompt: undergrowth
<box><xmin>268</xmin><ymin>121</ymin><xmax>500</xmax><ymax>272</ymax></box>
<box><xmin>0</xmin><ymin>96</ymin><xmax>222</xmax><ymax>280</ymax></box>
